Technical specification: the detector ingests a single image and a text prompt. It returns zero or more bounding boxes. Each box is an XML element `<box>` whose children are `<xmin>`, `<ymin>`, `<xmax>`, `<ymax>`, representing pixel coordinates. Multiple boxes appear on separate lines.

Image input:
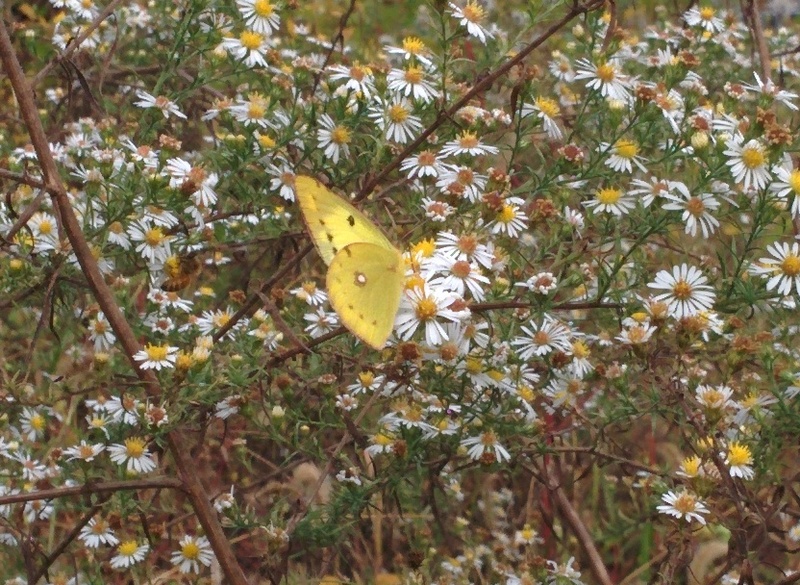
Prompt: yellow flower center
<box><xmin>38</xmin><ymin>218</ymin><xmax>53</xmax><ymax>235</ymax></box>
<box><xmin>788</xmin><ymin>170</ymin><xmax>800</xmax><ymax>194</ymax></box>
<box><xmin>727</xmin><ymin>442</ymin><xmax>752</xmax><ymax>466</ymax></box>
<box><xmin>375</xmin><ymin>432</ymin><xmax>393</xmax><ymax>446</ymax></box>
<box><xmin>535</xmin><ymin>97</ymin><xmax>560</xmax><ymax>118</ymax></box>
<box><xmin>402</xmin><ymin>36</ymin><xmax>426</xmax><ymax>55</ymax></box>
<box><xmin>497</xmin><ymin>204</ymin><xmax>517</xmax><ymax>224</ymax></box>
<box><xmin>480</xmin><ymin>430</ymin><xmax>498</xmax><ymax>446</ymax></box>
<box><xmin>124</xmin><ymin>437</ymin><xmax>146</xmax><ymax>458</ymax></box>
<box><xmin>571</xmin><ymin>340</ymin><xmax>590</xmax><ymax>359</ymax></box>
<box><xmin>78</xmin><ymin>444</ymin><xmax>96</xmax><ymax>458</ymax></box>
<box><xmin>213</xmin><ymin>312</ymin><xmax>231</xmax><ymax>328</ymax></box>
<box><xmin>330</xmin><ymin>126</ymin><xmax>351</xmax><ymax>145</ymax></box>
<box><xmin>181</xmin><ymin>541</ymin><xmax>201</xmax><ymax>560</ymax></box>
<box><xmin>109</xmin><ymin>221</ymin><xmax>124</xmax><ymax>234</ymax></box>
<box><xmin>358</xmin><ymin>371</ymin><xmax>375</xmax><ymax>386</ymax></box>
<box><xmin>672</xmin><ymin>492</ymin><xmax>700</xmax><ymax>515</ymax></box>
<box><xmin>596</xmin><ymin>63</ymin><xmax>616</xmax><ymax>83</ymax></box>
<box><xmin>681</xmin><ymin>456</ymin><xmax>701</xmax><ymax>476</ymax></box>
<box><xmin>240</xmin><ymin>30</ymin><xmax>263</xmax><ymax>50</ymax></box>
<box><xmin>404</xmin><ymin>66</ymin><xmax>423</xmax><ymax>84</ymax></box>
<box><xmin>686</xmin><ymin>196</ymin><xmax>705</xmax><ymax>217</ymax></box>
<box><xmin>145</xmin><ymin>343</ymin><xmax>169</xmax><ymax>361</ymax></box>
<box><xmin>672</xmin><ymin>280</ymin><xmax>692</xmax><ymax>300</ymax></box>
<box><xmin>457</xmin><ymin>131</ymin><xmax>479</xmax><ymax>149</ymax></box>
<box><xmin>254</xmin><ymin>0</ymin><xmax>274</xmax><ymax>17</ymax></box>
<box><xmin>91</xmin><ymin>519</ymin><xmax>109</xmax><ymax>534</ymax></box>
<box><xmin>29</xmin><ymin>414</ymin><xmax>46</xmax><ymax>431</ymax></box>
<box><xmin>613</xmin><ymin>139</ymin><xmax>638</xmax><ymax>159</ymax></box>
<box><xmin>740</xmin><ymin>144</ymin><xmax>765</xmax><ymax>169</ymax></box>
<box><xmin>248</xmin><ymin>102</ymin><xmax>266</xmax><ymax>119</ymax></box>
<box><xmin>144</xmin><ymin>227</ymin><xmax>165</xmax><ymax>247</ymax></box>
<box><xmin>259</xmin><ymin>134</ymin><xmax>276</xmax><ymax>149</ymax></box>
<box><xmin>462</xmin><ymin>1</ymin><xmax>485</xmax><ymax>23</ymax></box>
<box><xmin>349</xmin><ymin>63</ymin><xmax>370</xmax><ymax>81</ymax></box>
<box><xmin>388</xmin><ymin>103</ymin><xmax>410</xmax><ymax>123</ymax></box>
<box><xmin>597</xmin><ymin>187</ymin><xmax>622</xmax><ymax>205</ymax></box>
<box><xmin>699</xmin><ymin>6</ymin><xmax>715</xmax><ymax>20</ymax></box>
<box><xmin>415</xmin><ymin>297</ymin><xmax>438</xmax><ymax>321</ymax></box>
<box><xmin>118</xmin><ymin>540</ymin><xmax>138</xmax><ymax>556</ymax></box>
<box><xmin>781</xmin><ymin>254</ymin><xmax>800</xmax><ymax>276</ymax></box>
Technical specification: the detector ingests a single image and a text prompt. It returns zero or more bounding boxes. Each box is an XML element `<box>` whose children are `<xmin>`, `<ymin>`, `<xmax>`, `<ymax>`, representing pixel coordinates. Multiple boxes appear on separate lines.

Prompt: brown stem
<box><xmin>0</xmin><ymin>21</ymin><xmax>251</xmax><ymax>585</ymax></box>
<box><xmin>0</xmin><ymin>478</ymin><xmax>184</xmax><ymax>506</ymax></box>
<box><xmin>544</xmin><ymin>462</ymin><xmax>614</xmax><ymax>585</ymax></box>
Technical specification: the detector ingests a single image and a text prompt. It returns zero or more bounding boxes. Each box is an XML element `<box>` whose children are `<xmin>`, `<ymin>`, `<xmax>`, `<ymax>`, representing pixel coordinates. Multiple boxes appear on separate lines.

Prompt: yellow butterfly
<box><xmin>294</xmin><ymin>176</ymin><xmax>404</xmax><ymax>350</ymax></box>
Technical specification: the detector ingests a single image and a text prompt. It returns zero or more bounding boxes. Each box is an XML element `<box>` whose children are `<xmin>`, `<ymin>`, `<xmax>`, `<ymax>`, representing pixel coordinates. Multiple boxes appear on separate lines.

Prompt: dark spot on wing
<box><xmin>347</xmin><ymin>214</ymin><xmax>355</xmax><ymax>227</ymax></box>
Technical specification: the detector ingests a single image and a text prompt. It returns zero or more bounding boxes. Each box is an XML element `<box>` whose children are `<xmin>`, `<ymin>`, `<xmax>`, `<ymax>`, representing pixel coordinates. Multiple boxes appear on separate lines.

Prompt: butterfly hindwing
<box><xmin>326</xmin><ymin>242</ymin><xmax>404</xmax><ymax>350</ymax></box>
<box><xmin>294</xmin><ymin>176</ymin><xmax>395</xmax><ymax>266</ymax></box>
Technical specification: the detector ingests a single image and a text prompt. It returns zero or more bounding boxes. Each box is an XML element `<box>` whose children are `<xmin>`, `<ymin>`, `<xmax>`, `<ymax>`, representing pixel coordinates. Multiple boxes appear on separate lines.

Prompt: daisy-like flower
<box><xmin>488</xmin><ymin>197</ymin><xmax>528</xmax><ymax>237</ymax></box>
<box><xmin>133</xmin><ymin>91</ymin><xmax>187</xmax><ymax>119</ymax></box>
<box><xmin>79</xmin><ymin>517</ymin><xmax>119</xmax><ymax>548</ymax></box>
<box><xmin>18</xmin><ymin>407</ymin><xmax>47</xmax><ymax>442</ymax></box>
<box><xmin>548</xmin><ymin>51</ymin><xmax>575</xmax><ymax>82</ymax></box>
<box><xmin>657</xmin><ymin>490</ymin><xmax>709</xmax><ymax>524</ymax></box>
<box><xmin>367</xmin><ymin>97</ymin><xmax>422</xmax><ymax>144</ymax></box>
<box><xmin>616</xmin><ymin>318</ymin><xmax>657</xmax><ymax>345</ymax></box>
<box><xmin>676</xmin><ymin>455</ymin><xmax>703</xmax><ymax>479</ymax></box>
<box><xmin>215</xmin><ymin>395</ymin><xmax>244</xmax><ymax>419</ymax></box>
<box><xmin>290</xmin><ymin>281</ymin><xmax>328</xmax><ymax>306</ymax></box>
<box><xmin>229</xmin><ymin>93</ymin><xmax>272</xmax><ymax>128</ymax></box>
<box><xmin>266</xmin><ymin>162</ymin><xmax>297</xmax><ymax>201</ymax></box>
<box><xmin>683</xmin><ymin>6</ymin><xmax>724</xmax><ymax>33</ymax></box>
<box><xmin>303</xmin><ymin>307</ymin><xmax>340</xmax><ymax>338</ymax></box>
<box><xmin>222</xmin><ymin>30</ymin><xmax>270</xmax><ymax>68</ymax></box>
<box><xmin>695</xmin><ymin>384</ymin><xmax>734</xmax><ymax>410</ymax></box>
<box><xmin>598</xmin><ymin>138</ymin><xmax>647</xmax><ymax>173</ymax></box>
<box><xmin>394</xmin><ymin>283</ymin><xmax>467</xmax><ymax>346</ymax></box>
<box><xmin>88</xmin><ymin>312</ymin><xmax>116</xmax><ymax>351</ymax></box>
<box><xmin>511</xmin><ymin>315</ymin><xmax>573</xmax><ymax>359</ymax></box>
<box><xmin>723</xmin><ymin>137</ymin><xmax>771</xmax><ymax>192</ymax></box>
<box><xmin>400</xmin><ymin>149</ymin><xmax>447</xmax><ymax>179</ymax></box>
<box><xmin>516</xmin><ymin>271</ymin><xmax>558</xmax><ymax>295</ymax></box>
<box><xmin>662</xmin><ymin>190</ymin><xmax>721</xmax><ymax>238</ymax></box>
<box><xmin>127</xmin><ymin>221</ymin><xmax>172</xmax><ymax>265</ymax></box>
<box><xmin>583</xmin><ymin>186</ymin><xmax>636</xmax><ymax>216</ymax></box>
<box><xmin>574</xmin><ymin>58</ymin><xmax>631</xmax><ymax>102</ymax></box>
<box><xmin>171</xmin><ymin>534</ymin><xmax>214</xmax><ymax>574</ymax></box>
<box><xmin>521</xmin><ymin>97</ymin><xmax>563</xmax><ymax>140</ymax></box>
<box><xmin>385</xmin><ymin>36</ymin><xmax>433</xmax><ymax>67</ymax></box>
<box><xmin>329</xmin><ymin>62</ymin><xmax>377</xmax><ymax>100</ymax></box>
<box><xmin>316</xmin><ymin>114</ymin><xmax>351</xmax><ymax>164</ymax></box>
<box><xmin>749</xmin><ymin>242</ymin><xmax>800</xmax><ymax>296</ymax></box>
<box><xmin>423</xmin><ymin>254</ymin><xmax>490</xmax><ymax>301</ymax></box>
<box><xmin>386</xmin><ymin>65</ymin><xmax>438</xmax><ymax>103</ymax></box>
<box><xmin>236</xmin><ymin>0</ymin><xmax>280</xmax><ymax>35</ymax></box>
<box><xmin>106</xmin><ymin>221</ymin><xmax>131</xmax><ymax>250</ymax></box>
<box><xmin>629</xmin><ymin>176</ymin><xmax>685</xmax><ymax>208</ymax></box>
<box><xmin>461</xmin><ymin>430</ymin><xmax>511</xmax><ymax>463</ymax></box>
<box><xmin>134</xmin><ymin>343</ymin><xmax>178</xmax><ymax>370</ymax></box>
<box><xmin>742</xmin><ymin>72</ymin><xmax>799</xmax><ymax>110</ymax></box>
<box><xmin>770</xmin><ymin>165</ymin><xmax>800</xmax><ymax>217</ymax></box>
<box><xmin>648</xmin><ymin>264</ymin><xmax>716</xmax><ymax>319</ymax></box>
<box><xmin>107</xmin><ymin>437</ymin><xmax>157</xmax><ymax>474</ymax></box>
<box><xmin>436</xmin><ymin>165</ymin><xmax>488</xmax><ymax>202</ymax></box>
<box><xmin>165</xmin><ymin>158</ymin><xmax>219</xmax><ymax>208</ymax></box>
<box><xmin>110</xmin><ymin>540</ymin><xmax>150</xmax><ymax>569</ymax></box>
<box><xmin>63</xmin><ymin>440</ymin><xmax>105</xmax><ymax>462</ymax></box>
<box><xmin>448</xmin><ymin>1</ymin><xmax>493</xmax><ymax>44</ymax></box>
<box><xmin>439</xmin><ymin>131</ymin><xmax>499</xmax><ymax>157</ymax></box>
<box><xmin>723</xmin><ymin>442</ymin><xmax>754</xmax><ymax>480</ymax></box>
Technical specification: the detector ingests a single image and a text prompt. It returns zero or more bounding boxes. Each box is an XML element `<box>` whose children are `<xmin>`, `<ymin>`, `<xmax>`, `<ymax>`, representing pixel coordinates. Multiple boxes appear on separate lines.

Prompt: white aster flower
<box><xmin>107</xmin><ymin>437</ymin><xmax>157</xmax><ymax>474</ymax></box>
<box><xmin>648</xmin><ymin>264</ymin><xmax>716</xmax><ymax>319</ymax></box>
<box><xmin>133</xmin><ymin>91</ymin><xmax>186</xmax><ymax>119</ymax></box>
<box><xmin>171</xmin><ymin>534</ymin><xmax>214</xmax><ymax>574</ymax></box>
<box><xmin>748</xmin><ymin>241</ymin><xmax>800</xmax><ymax>296</ymax></box>
<box><xmin>723</xmin><ymin>137</ymin><xmax>771</xmax><ymax>192</ymax></box>
<box><xmin>448</xmin><ymin>1</ymin><xmax>494</xmax><ymax>44</ymax></box>
<box><xmin>657</xmin><ymin>490</ymin><xmax>709</xmax><ymax>524</ymax></box>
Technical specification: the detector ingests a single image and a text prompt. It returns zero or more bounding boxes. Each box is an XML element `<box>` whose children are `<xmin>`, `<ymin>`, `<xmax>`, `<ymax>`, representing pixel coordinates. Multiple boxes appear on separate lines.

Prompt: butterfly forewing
<box><xmin>294</xmin><ymin>176</ymin><xmax>396</xmax><ymax>266</ymax></box>
<box><xmin>326</xmin><ymin>242</ymin><xmax>404</xmax><ymax>350</ymax></box>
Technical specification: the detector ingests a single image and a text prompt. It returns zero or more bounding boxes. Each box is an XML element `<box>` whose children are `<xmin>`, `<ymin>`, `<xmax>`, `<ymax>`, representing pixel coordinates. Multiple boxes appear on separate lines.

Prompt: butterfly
<box><xmin>294</xmin><ymin>176</ymin><xmax>404</xmax><ymax>350</ymax></box>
